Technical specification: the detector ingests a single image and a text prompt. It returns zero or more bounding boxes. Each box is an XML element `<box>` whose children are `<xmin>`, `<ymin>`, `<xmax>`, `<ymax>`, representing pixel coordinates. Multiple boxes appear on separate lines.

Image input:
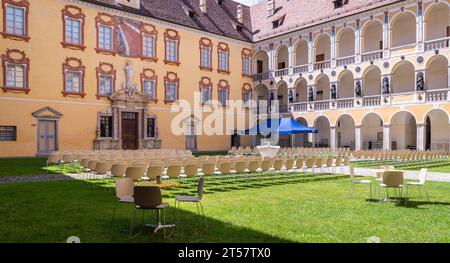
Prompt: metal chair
<box><xmin>349</xmin><ymin>166</ymin><xmax>372</xmax><ymax>199</ymax></box>
<box><xmin>112</xmin><ymin>178</ymin><xmax>134</xmax><ymax>221</ymax></box>
<box><xmin>174</xmin><ymin>177</ymin><xmax>206</xmax><ymax>226</ymax></box>
<box><xmin>405</xmin><ymin>168</ymin><xmax>430</xmax><ymax>202</ymax></box>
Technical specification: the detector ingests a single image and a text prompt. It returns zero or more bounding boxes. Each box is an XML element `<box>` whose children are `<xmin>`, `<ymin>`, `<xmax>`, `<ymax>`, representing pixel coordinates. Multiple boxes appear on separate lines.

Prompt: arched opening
<box><xmin>295</xmin><ymin>77</ymin><xmax>308</xmax><ymax>102</ymax></box>
<box><xmin>314</xmin><ymin>34</ymin><xmax>331</xmax><ymax>62</ymax></box>
<box><xmin>390</xmin><ymin>111</ymin><xmax>417</xmax><ymax>150</ymax></box>
<box><xmin>391</xmin><ymin>12</ymin><xmax>417</xmax><ymax>47</ymax></box>
<box><xmin>255</xmin><ymin>84</ymin><xmax>269</xmax><ymax>113</ymax></box>
<box><xmin>426</xmin><ymin>55</ymin><xmax>448</xmax><ymax>90</ymax></box>
<box><xmin>425</xmin><ymin>3</ymin><xmax>450</xmax><ymax>41</ymax></box>
<box><xmin>315</xmin><ymin>74</ymin><xmax>330</xmax><ymax>101</ymax></box>
<box><xmin>337</xmin><ymin>70</ymin><xmax>354</xmax><ymax>98</ymax></box>
<box><xmin>277</xmin><ymin>81</ymin><xmax>288</xmax><ymax>112</ymax></box>
<box><xmin>337</xmin><ymin>28</ymin><xmax>355</xmax><ymax>58</ymax></box>
<box><xmin>314</xmin><ymin>116</ymin><xmax>330</xmax><ymax>147</ymax></box>
<box><xmin>294</xmin><ymin>117</ymin><xmax>310</xmax><ymax>147</ymax></box>
<box><xmin>294</xmin><ymin>39</ymin><xmax>308</xmax><ymax>66</ymax></box>
<box><xmin>362</xmin><ymin>113</ymin><xmax>384</xmax><ymax>150</ymax></box>
<box><xmin>336</xmin><ymin>115</ymin><xmax>355</xmax><ymax>149</ymax></box>
<box><xmin>254</xmin><ymin>50</ymin><xmax>269</xmax><ymax>74</ymax></box>
<box><xmin>362</xmin><ymin>20</ymin><xmax>383</xmax><ymax>53</ymax></box>
<box><xmin>391</xmin><ymin>61</ymin><xmax>415</xmax><ymax>94</ymax></box>
<box><xmin>362</xmin><ymin>66</ymin><xmax>381</xmax><ymax>96</ymax></box>
<box><xmin>276</xmin><ymin>45</ymin><xmax>289</xmax><ymax>69</ymax></box>
<box><xmin>425</xmin><ymin>109</ymin><xmax>450</xmax><ymax>151</ymax></box>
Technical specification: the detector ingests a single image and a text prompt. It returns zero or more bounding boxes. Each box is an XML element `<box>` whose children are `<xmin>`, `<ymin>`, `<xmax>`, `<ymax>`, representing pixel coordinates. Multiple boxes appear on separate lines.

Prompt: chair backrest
<box><xmin>125</xmin><ymin>166</ymin><xmax>144</xmax><ymax>181</ymax></box>
<box><xmin>419</xmin><ymin>168</ymin><xmax>428</xmax><ymax>184</ymax></box>
<box><xmin>218</xmin><ymin>161</ymin><xmax>232</xmax><ymax>175</ymax></box>
<box><xmin>260</xmin><ymin>158</ymin><xmax>273</xmax><ymax>171</ymax></box>
<box><xmin>95</xmin><ymin>161</ymin><xmax>110</xmax><ymax>174</ymax></box>
<box><xmin>197</xmin><ymin>177</ymin><xmax>205</xmax><ymax>200</ymax></box>
<box><xmin>111</xmin><ymin>163</ymin><xmax>128</xmax><ymax>177</ymax></box>
<box><xmin>234</xmin><ymin>160</ymin><xmax>247</xmax><ymax>173</ymax></box>
<box><xmin>147</xmin><ymin>163</ymin><xmax>164</xmax><ymax>180</ymax></box>
<box><xmin>273</xmin><ymin>158</ymin><xmax>284</xmax><ymax>170</ymax></box>
<box><xmin>115</xmin><ymin>178</ymin><xmax>134</xmax><ymax>199</ymax></box>
<box><xmin>296</xmin><ymin>158</ymin><xmax>304</xmax><ymax>168</ymax></box>
<box><xmin>134</xmin><ymin>186</ymin><xmax>162</xmax><ymax>209</ymax></box>
<box><xmin>166</xmin><ymin>163</ymin><xmax>182</xmax><ymax>178</ymax></box>
<box><xmin>305</xmin><ymin>158</ymin><xmax>315</xmax><ymax>168</ymax></box>
<box><xmin>326</xmin><ymin>157</ymin><xmax>333</xmax><ymax>167</ymax></box>
<box><xmin>382</xmin><ymin>171</ymin><xmax>404</xmax><ymax>187</ymax></box>
<box><xmin>248</xmin><ymin>158</ymin><xmax>260</xmax><ymax>172</ymax></box>
<box><xmin>202</xmin><ymin>162</ymin><xmax>216</xmax><ymax>176</ymax></box>
<box><xmin>285</xmin><ymin>158</ymin><xmax>295</xmax><ymax>170</ymax></box>
<box><xmin>184</xmin><ymin>162</ymin><xmax>199</xmax><ymax>177</ymax></box>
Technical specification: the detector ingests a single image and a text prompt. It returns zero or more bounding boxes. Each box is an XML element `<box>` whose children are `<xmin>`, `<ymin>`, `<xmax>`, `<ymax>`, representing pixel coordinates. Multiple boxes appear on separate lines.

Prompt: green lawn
<box><xmin>0</xmin><ymin>172</ymin><xmax>449</xmax><ymax>243</ymax></box>
<box><xmin>0</xmin><ymin>158</ymin><xmax>48</xmax><ymax>176</ymax></box>
<box><xmin>351</xmin><ymin>158</ymin><xmax>450</xmax><ymax>173</ymax></box>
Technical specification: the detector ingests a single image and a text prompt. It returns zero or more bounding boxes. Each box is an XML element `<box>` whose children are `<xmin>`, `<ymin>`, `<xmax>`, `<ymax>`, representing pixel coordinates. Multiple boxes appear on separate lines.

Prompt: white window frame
<box><xmin>218</xmin><ymin>50</ymin><xmax>229</xmax><ymax>72</ymax></box>
<box><xmin>243</xmin><ymin>56</ymin><xmax>251</xmax><ymax>76</ymax></box>
<box><xmin>166</xmin><ymin>39</ymin><xmax>178</xmax><ymax>62</ymax></box>
<box><xmin>218</xmin><ymin>88</ymin><xmax>229</xmax><ymax>106</ymax></box>
<box><xmin>65</xmin><ymin>70</ymin><xmax>82</xmax><ymax>93</ymax></box>
<box><xmin>143</xmin><ymin>79</ymin><xmax>157</xmax><ymax>100</ymax></box>
<box><xmin>65</xmin><ymin>17</ymin><xmax>82</xmax><ymax>45</ymax></box>
<box><xmin>200</xmin><ymin>86</ymin><xmax>212</xmax><ymax>105</ymax></box>
<box><xmin>98</xmin><ymin>25</ymin><xmax>113</xmax><ymax>51</ymax></box>
<box><xmin>165</xmin><ymin>81</ymin><xmax>178</xmax><ymax>101</ymax></box>
<box><xmin>5</xmin><ymin>4</ymin><xmax>25</xmax><ymax>36</ymax></box>
<box><xmin>5</xmin><ymin>63</ymin><xmax>26</xmax><ymax>89</ymax></box>
<box><xmin>99</xmin><ymin>74</ymin><xmax>113</xmax><ymax>96</ymax></box>
<box><xmin>201</xmin><ymin>46</ymin><xmax>211</xmax><ymax>69</ymax></box>
<box><xmin>143</xmin><ymin>34</ymin><xmax>156</xmax><ymax>58</ymax></box>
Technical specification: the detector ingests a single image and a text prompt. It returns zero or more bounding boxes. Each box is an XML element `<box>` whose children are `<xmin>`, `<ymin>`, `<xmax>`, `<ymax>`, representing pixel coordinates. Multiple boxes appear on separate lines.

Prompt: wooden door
<box><xmin>257</xmin><ymin>60</ymin><xmax>263</xmax><ymax>74</ymax></box>
<box><xmin>37</xmin><ymin>120</ymin><xmax>57</xmax><ymax>155</ymax></box>
<box><xmin>185</xmin><ymin>119</ymin><xmax>197</xmax><ymax>151</ymax></box>
<box><xmin>121</xmin><ymin>112</ymin><xmax>138</xmax><ymax>150</ymax></box>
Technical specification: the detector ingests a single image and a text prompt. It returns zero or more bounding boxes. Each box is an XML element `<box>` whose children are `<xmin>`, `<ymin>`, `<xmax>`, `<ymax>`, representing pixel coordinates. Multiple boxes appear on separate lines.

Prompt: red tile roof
<box><xmin>250</xmin><ymin>0</ymin><xmax>405</xmax><ymax>42</ymax></box>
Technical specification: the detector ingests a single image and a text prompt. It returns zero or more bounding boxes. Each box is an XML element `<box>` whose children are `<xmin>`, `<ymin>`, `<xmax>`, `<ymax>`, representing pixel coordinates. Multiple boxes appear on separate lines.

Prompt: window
<box><xmin>2</xmin><ymin>49</ymin><xmax>29</xmax><ymax>93</ymax></box>
<box><xmin>333</xmin><ymin>0</ymin><xmax>348</xmax><ymax>9</ymax></box>
<box><xmin>5</xmin><ymin>5</ymin><xmax>24</xmax><ymax>35</ymax></box>
<box><xmin>98</xmin><ymin>25</ymin><xmax>113</xmax><ymax>50</ymax></box>
<box><xmin>61</xmin><ymin>6</ymin><xmax>85</xmax><ymax>50</ymax></box>
<box><xmin>143</xmin><ymin>34</ymin><xmax>156</xmax><ymax>58</ymax></box>
<box><xmin>141</xmin><ymin>69</ymin><xmax>158</xmax><ymax>102</ymax></box>
<box><xmin>6</xmin><ymin>64</ymin><xmax>25</xmax><ymax>88</ymax></box>
<box><xmin>147</xmin><ymin>118</ymin><xmax>156</xmax><ymax>138</ymax></box>
<box><xmin>242</xmin><ymin>83</ymin><xmax>252</xmax><ymax>107</ymax></box>
<box><xmin>241</xmin><ymin>49</ymin><xmax>252</xmax><ymax>77</ymax></box>
<box><xmin>143</xmin><ymin>80</ymin><xmax>156</xmax><ymax>100</ymax></box>
<box><xmin>99</xmin><ymin>75</ymin><xmax>113</xmax><ymax>96</ymax></box>
<box><xmin>200</xmin><ymin>85</ymin><xmax>212</xmax><ymax>105</ymax></box>
<box><xmin>65</xmin><ymin>71</ymin><xmax>82</xmax><ymax>93</ymax></box>
<box><xmin>243</xmin><ymin>91</ymin><xmax>251</xmax><ymax>104</ymax></box>
<box><xmin>96</xmin><ymin>62</ymin><xmax>115</xmax><ymax>99</ymax></box>
<box><xmin>62</xmin><ymin>57</ymin><xmax>85</xmax><ymax>97</ymax></box>
<box><xmin>0</xmin><ymin>126</ymin><xmax>16</xmax><ymax>141</ymax></box>
<box><xmin>164</xmin><ymin>72</ymin><xmax>179</xmax><ymax>103</ymax></box>
<box><xmin>217</xmin><ymin>80</ymin><xmax>229</xmax><ymax>107</ymax></box>
<box><xmin>218</xmin><ymin>88</ymin><xmax>229</xmax><ymax>107</ymax></box>
<box><xmin>200</xmin><ymin>47</ymin><xmax>212</xmax><ymax>69</ymax></box>
<box><xmin>164</xmin><ymin>29</ymin><xmax>180</xmax><ymax>65</ymax></box>
<box><xmin>100</xmin><ymin>116</ymin><xmax>112</xmax><ymax>138</ymax></box>
<box><xmin>217</xmin><ymin>42</ymin><xmax>230</xmax><ymax>74</ymax></box>
<box><xmin>95</xmin><ymin>13</ymin><xmax>115</xmax><ymax>55</ymax></box>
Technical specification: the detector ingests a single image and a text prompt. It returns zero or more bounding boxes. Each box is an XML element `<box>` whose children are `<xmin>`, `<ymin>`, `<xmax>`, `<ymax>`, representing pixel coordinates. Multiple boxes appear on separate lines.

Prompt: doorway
<box><xmin>185</xmin><ymin>118</ymin><xmax>197</xmax><ymax>152</ymax></box>
<box><xmin>37</xmin><ymin>120</ymin><xmax>58</xmax><ymax>155</ymax></box>
<box><xmin>122</xmin><ymin>112</ymin><xmax>138</xmax><ymax>150</ymax></box>
<box><xmin>426</xmin><ymin>117</ymin><xmax>431</xmax><ymax>150</ymax></box>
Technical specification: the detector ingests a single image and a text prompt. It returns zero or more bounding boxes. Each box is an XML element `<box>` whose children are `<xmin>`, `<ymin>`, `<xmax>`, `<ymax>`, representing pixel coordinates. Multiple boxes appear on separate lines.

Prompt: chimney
<box><xmin>237</xmin><ymin>4</ymin><xmax>243</xmax><ymax>24</ymax></box>
<box><xmin>200</xmin><ymin>0</ymin><xmax>207</xmax><ymax>13</ymax></box>
<box><xmin>267</xmin><ymin>0</ymin><xmax>275</xmax><ymax>17</ymax></box>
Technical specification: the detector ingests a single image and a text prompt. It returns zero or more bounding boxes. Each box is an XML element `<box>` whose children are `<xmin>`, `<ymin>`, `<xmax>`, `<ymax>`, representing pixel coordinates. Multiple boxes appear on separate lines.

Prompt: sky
<box><xmin>234</xmin><ymin>0</ymin><xmax>262</xmax><ymax>6</ymax></box>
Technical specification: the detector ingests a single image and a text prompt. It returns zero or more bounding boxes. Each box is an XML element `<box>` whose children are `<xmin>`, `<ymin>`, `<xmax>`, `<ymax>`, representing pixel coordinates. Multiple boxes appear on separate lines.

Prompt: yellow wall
<box><xmin>0</xmin><ymin>0</ymin><xmax>253</xmax><ymax>157</ymax></box>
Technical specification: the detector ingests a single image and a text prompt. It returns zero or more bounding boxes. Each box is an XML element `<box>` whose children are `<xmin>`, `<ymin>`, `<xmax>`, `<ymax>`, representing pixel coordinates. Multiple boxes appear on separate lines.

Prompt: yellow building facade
<box><xmin>1</xmin><ymin>0</ymin><xmax>450</xmax><ymax>157</ymax></box>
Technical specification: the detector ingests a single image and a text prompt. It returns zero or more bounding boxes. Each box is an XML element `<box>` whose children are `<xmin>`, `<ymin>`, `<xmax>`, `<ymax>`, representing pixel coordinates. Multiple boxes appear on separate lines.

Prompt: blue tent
<box><xmin>241</xmin><ymin>117</ymin><xmax>318</xmax><ymax>135</ymax></box>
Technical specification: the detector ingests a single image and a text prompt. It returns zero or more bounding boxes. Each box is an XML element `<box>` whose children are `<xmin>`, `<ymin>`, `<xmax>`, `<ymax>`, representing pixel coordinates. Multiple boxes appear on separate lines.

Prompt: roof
<box><xmin>80</xmin><ymin>0</ymin><xmax>253</xmax><ymax>42</ymax></box>
<box><xmin>250</xmin><ymin>0</ymin><xmax>405</xmax><ymax>42</ymax></box>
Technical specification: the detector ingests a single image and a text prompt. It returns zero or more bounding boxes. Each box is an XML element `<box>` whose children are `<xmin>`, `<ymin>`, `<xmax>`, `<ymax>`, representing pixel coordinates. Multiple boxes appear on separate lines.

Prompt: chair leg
<box><xmin>418</xmin><ymin>185</ymin><xmax>424</xmax><ymax>201</ymax></box>
<box><xmin>112</xmin><ymin>202</ymin><xmax>119</xmax><ymax>221</ymax></box>
<box><xmin>199</xmin><ymin>201</ymin><xmax>206</xmax><ymax>226</ymax></box>
<box><xmin>423</xmin><ymin>186</ymin><xmax>430</xmax><ymax>202</ymax></box>
<box><xmin>129</xmin><ymin>207</ymin><xmax>136</xmax><ymax>237</ymax></box>
<box><xmin>349</xmin><ymin>183</ymin><xmax>354</xmax><ymax>197</ymax></box>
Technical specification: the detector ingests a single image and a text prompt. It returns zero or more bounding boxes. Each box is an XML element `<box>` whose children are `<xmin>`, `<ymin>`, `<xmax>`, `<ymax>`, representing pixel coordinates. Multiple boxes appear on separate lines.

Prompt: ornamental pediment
<box><xmin>32</xmin><ymin>107</ymin><xmax>63</xmax><ymax>119</ymax></box>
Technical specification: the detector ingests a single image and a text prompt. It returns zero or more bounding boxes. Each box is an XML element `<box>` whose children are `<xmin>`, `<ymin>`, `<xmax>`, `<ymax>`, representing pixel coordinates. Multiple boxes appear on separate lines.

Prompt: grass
<box><xmin>351</xmin><ymin>158</ymin><xmax>450</xmax><ymax>172</ymax></box>
<box><xmin>0</xmin><ymin>158</ymin><xmax>47</xmax><ymax>176</ymax></box>
<box><xmin>0</xmin><ymin>172</ymin><xmax>449</xmax><ymax>243</ymax></box>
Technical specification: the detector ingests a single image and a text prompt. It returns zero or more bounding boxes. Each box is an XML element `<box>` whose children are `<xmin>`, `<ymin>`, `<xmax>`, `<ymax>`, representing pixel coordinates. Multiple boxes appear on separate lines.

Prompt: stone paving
<box><xmin>0</xmin><ymin>168</ymin><xmax>448</xmax><ymax>185</ymax></box>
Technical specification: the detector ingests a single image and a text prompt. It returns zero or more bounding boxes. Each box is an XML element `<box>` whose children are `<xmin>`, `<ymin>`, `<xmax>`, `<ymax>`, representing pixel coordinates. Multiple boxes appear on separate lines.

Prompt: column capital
<box><xmin>355</xmin><ymin>125</ymin><xmax>362</xmax><ymax>129</ymax></box>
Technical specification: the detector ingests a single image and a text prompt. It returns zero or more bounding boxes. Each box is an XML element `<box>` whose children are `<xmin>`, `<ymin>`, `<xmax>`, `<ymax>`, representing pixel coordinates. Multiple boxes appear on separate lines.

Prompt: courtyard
<box><xmin>0</xmin><ymin>156</ymin><xmax>449</xmax><ymax>243</ymax></box>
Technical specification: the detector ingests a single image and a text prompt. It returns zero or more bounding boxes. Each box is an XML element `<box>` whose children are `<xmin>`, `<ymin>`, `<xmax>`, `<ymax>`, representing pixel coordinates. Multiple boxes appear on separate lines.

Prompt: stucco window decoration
<box><xmin>61</xmin><ymin>5</ymin><xmax>86</xmax><ymax>50</ymax></box>
<box><xmin>141</xmin><ymin>23</ymin><xmax>158</xmax><ymax>62</ymax></box>
<box><xmin>164</xmin><ymin>71</ymin><xmax>179</xmax><ymax>103</ymax></box>
<box><xmin>217</xmin><ymin>79</ymin><xmax>230</xmax><ymax>107</ymax></box>
<box><xmin>62</xmin><ymin>57</ymin><xmax>86</xmax><ymax>98</ymax></box>
<box><xmin>95</xmin><ymin>13</ymin><xmax>116</xmax><ymax>56</ymax></box>
<box><xmin>241</xmin><ymin>48</ymin><xmax>252</xmax><ymax>77</ymax></box>
<box><xmin>217</xmin><ymin>42</ymin><xmax>230</xmax><ymax>74</ymax></box>
<box><xmin>141</xmin><ymin>69</ymin><xmax>158</xmax><ymax>102</ymax></box>
<box><xmin>1</xmin><ymin>49</ymin><xmax>29</xmax><ymax>94</ymax></box>
<box><xmin>164</xmin><ymin>29</ymin><xmax>180</xmax><ymax>66</ymax></box>
<box><xmin>96</xmin><ymin>62</ymin><xmax>116</xmax><ymax>99</ymax></box>
<box><xmin>199</xmin><ymin>77</ymin><xmax>212</xmax><ymax>105</ymax></box>
<box><xmin>199</xmin><ymin>37</ymin><xmax>213</xmax><ymax>71</ymax></box>
<box><xmin>1</xmin><ymin>0</ymin><xmax>30</xmax><ymax>42</ymax></box>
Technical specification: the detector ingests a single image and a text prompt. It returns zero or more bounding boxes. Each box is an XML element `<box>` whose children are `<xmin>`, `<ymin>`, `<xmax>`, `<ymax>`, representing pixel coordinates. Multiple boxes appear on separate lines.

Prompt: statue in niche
<box><xmin>355</xmin><ymin>80</ymin><xmax>362</xmax><ymax>97</ymax></box>
<box><xmin>288</xmin><ymin>89</ymin><xmax>294</xmax><ymax>103</ymax></box>
<box><xmin>308</xmin><ymin>87</ymin><xmax>314</xmax><ymax>102</ymax></box>
<box><xmin>330</xmin><ymin>84</ymin><xmax>337</xmax><ymax>100</ymax></box>
<box><xmin>382</xmin><ymin>77</ymin><xmax>390</xmax><ymax>95</ymax></box>
<box><xmin>416</xmin><ymin>72</ymin><xmax>425</xmax><ymax>91</ymax></box>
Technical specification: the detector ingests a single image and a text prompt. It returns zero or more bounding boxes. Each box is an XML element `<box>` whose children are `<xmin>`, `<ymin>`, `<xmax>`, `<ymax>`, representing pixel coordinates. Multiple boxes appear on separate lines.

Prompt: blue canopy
<box><xmin>241</xmin><ymin>117</ymin><xmax>318</xmax><ymax>135</ymax></box>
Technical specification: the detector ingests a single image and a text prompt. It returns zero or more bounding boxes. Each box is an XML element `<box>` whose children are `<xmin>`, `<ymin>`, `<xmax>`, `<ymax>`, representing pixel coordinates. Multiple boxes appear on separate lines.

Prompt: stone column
<box><xmin>416</xmin><ymin>2</ymin><xmax>424</xmax><ymax>52</ymax></box>
<box><xmin>308</xmin><ymin>33</ymin><xmax>314</xmax><ymax>72</ymax></box>
<box><xmin>330</xmin><ymin>126</ymin><xmax>336</xmax><ymax>150</ymax></box>
<box><xmin>355</xmin><ymin>20</ymin><xmax>362</xmax><ymax>63</ymax></box>
<box><xmin>331</xmin><ymin>27</ymin><xmax>336</xmax><ymax>68</ymax></box>
<box><xmin>416</xmin><ymin>123</ymin><xmax>425</xmax><ymax>151</ymax></box>
<box><xmin>355</xmin><ymin>125</ymin><xmax>362</xmax><ymax>151</ymax></box>
<box><xmin>268</xmin><ymin>44</ymin><xmax>275</xmax><ymax>72</ymax></box>
<box><xmin>383</xmin><ymin>11</ymin><xmax>390</xmax><ymax>58</ymax></box>
<box><xmin>288</xmin><ymin>40</ymin><xmax>294</xmax><ymax>75</ymax></box>
<box><xmin>383</xmin><ymin>124</ymin><xmax>390</xmax><ymax>150</ymax></box>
